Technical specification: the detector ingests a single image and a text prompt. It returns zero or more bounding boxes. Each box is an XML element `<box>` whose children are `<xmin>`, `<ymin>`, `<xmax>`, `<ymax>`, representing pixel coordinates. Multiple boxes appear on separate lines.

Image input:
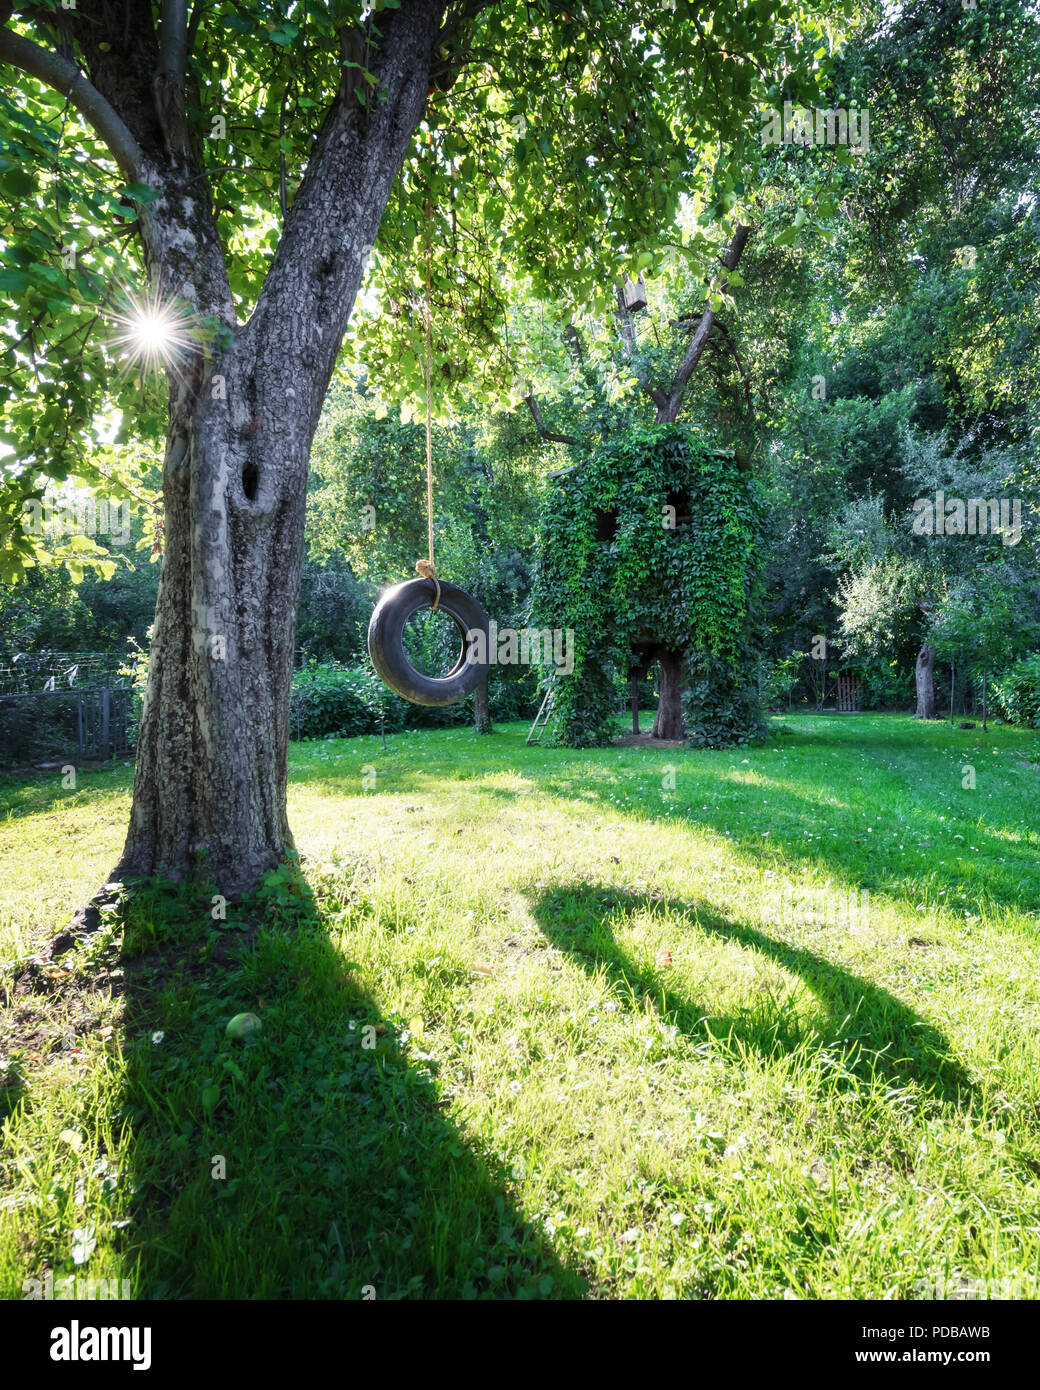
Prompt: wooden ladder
<box><xmin>526</xmin><ymin>671</ymin><xmax>558</xmax><ymax>745</ymax></box>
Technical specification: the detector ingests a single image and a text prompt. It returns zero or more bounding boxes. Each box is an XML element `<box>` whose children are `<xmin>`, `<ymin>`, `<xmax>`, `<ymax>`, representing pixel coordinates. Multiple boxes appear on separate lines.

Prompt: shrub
<box><xmin>761</xmin><ymin>651</ymin><xmax>806</xmax><ymax>711</ymax></box>
<box><xmin>488</xmin><ymin>666</ymin><xmax>539</xmax><ymax>722</ymax></box>
<box><xmin>289</xmin><ymin>660</ymin><xmax>487</xmax><ymax>739</ymax></box>
<box><xmin>683</xmin><ymin>649</ymin><xmax>767</xmax><ymax>746</ymax></box>
<box><xmin>0</xmin><ymin>693</ymin><xmax>82</xmax><ymax>765</ymax></box>
<box><xmin>290</xmin><ymin>662</ymin><xmax>407</xmax><ymax>739</ymax></box>
<box><xmin>992</xmin><ymin>653</ymin><xmax>1040</xmax><ymax>728</ymax></box>
<box><xmin>859</xmin><ymin>659</ymin><xmax>915</xmax><ymax>712</ymax></box>
<box><xmin>119</xmin><ymin>631</ymin><xmax>151</xmax><ymax>745</ymax></box>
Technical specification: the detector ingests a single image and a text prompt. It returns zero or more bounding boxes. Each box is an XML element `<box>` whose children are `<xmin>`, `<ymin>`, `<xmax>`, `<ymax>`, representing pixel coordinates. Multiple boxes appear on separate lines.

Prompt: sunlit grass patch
<box><xmin>2</xmin><ymin>714</ymin><xmax>1039</xmax><ymax>1299</ymax></box>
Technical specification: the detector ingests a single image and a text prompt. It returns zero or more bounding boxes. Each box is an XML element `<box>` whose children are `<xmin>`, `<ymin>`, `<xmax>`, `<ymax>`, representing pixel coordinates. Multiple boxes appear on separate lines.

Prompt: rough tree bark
<box><xmin>651</xmin><ymin>651</ymin><xmax>686</xmax><ymax>740</ymax></box>
<box><xmin>2</xmin><ymin>1</ymin><xmax>448</xmax><ymax>896</ymax></box>
<box><xmin>915</xmin><ymin>641</ymin><xmax>937</xmax><ymax>720</ymax></box>
<box><xmin>131</xmin><ymin>4</ymin><xmax>446</xmax><ymax>896</ymax></box>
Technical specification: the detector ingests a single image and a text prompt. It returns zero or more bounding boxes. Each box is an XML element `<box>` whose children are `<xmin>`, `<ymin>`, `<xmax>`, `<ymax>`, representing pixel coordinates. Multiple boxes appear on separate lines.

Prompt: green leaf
<box><xmin>119</xmin><ymin>183</ymin><xmax>162</xmax><ymax>205</ymax></box>
<box><xmin>0</xmin><ymin>268</ymin><xmax>33</xmax><ymax>294</ymax></box>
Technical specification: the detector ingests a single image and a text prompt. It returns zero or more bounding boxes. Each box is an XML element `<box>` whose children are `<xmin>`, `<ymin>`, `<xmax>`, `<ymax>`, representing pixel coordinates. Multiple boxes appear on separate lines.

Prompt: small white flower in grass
<box><xmin>151</xmin><ymin>1031</ymin><xmax>164</xmax><ymax>1045</ymax></box>
<box><xmin>71</xmin><ymin>1225</ymin><xmax>96</xmax><ymax>1265</ymax></box>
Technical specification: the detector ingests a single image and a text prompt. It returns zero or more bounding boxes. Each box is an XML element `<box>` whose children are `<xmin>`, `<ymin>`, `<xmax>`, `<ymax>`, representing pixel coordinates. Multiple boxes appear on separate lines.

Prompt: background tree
<box><xmin>932</xmin><ymin>569</ymin><xmax>1037</xmax><ymax>731</ymax></box>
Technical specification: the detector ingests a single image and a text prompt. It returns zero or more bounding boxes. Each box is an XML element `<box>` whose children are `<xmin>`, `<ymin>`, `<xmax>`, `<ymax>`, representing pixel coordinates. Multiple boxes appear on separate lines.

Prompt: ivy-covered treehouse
<box><xmin>530</xmin><ymin>424</ymin><xmax>765</xmax><ymax>748</ymax></box>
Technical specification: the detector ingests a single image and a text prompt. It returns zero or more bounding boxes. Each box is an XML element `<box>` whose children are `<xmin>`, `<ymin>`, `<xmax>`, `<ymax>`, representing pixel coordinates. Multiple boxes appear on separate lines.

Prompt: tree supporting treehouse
<box><xmin>531</xmin><ymin>424</ymin><xmax>765</xmax><ymax>749</ymax></box>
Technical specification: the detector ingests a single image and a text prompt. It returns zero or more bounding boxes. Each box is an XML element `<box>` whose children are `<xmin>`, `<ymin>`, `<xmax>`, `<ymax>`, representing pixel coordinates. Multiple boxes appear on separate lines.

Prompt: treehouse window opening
<box><xmin>594</xmin><ymin>507</ymin><xmax>618</xmax><ymax>543</ymax></box>
<box><xmin>665</xmin><ymin>489</ymin><xmax>692</xmax><ymax>525</ymax></box>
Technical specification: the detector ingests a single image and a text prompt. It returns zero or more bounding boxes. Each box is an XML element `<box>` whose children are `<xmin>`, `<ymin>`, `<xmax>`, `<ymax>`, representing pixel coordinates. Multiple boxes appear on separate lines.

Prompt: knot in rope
<box><xmin>415</xmin><ymin>557</ymin><xmax>441</xmax><ymax>610</ymax></box>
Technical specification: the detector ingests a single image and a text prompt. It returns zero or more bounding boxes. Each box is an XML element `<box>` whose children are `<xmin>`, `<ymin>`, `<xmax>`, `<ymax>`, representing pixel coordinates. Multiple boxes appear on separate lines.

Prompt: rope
<box><xmin>415</xmin><ymin>200</ymin><xmax>440</xmax><ymax>610</ymax></box>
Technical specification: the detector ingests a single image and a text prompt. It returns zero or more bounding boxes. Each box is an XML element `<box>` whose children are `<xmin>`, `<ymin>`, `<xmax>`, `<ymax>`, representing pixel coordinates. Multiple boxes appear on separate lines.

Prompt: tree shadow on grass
<box><xmin>327</xmin><ymin>746</ymin><xmax>1040</xmax><ymax>921</ymax></box>
<box><xmin>113</xmin><ymin>871</ymin><xmax>582</xmax><ymax>1300</ymax></box>
<box><xmin>529</xmin><ymin>883</ymin><xmax>977</xmax><ymax>1111</ymax></box>
<box><xmin>285</xmin><ymin>721</ymin><xmax>1040</xmax><ymax>918</ymax></box>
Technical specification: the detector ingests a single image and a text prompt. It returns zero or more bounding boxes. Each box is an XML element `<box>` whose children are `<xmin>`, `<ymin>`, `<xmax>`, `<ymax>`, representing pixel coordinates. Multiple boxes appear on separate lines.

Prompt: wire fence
<box><xmin>0</xmin><ymin>651</ymin><xmax>134</xmax><ymax>765</ymax></box>
<box><xmin>0</xmin><ymin>646</ymin><xmax>381</xmax><ymax>766</ymax></box>
<box><xmin>0</xmin><ymin>650</ymin><xmax>130</xmax><ymax>696</ymax></box>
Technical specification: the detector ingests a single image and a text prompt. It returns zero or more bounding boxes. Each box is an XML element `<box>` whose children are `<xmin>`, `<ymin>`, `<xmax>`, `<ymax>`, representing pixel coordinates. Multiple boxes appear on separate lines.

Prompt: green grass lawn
<box><xmin>2</xmin><ymin>713</ymin><xmax>1039</xmax><ymax>1300</ymax></box>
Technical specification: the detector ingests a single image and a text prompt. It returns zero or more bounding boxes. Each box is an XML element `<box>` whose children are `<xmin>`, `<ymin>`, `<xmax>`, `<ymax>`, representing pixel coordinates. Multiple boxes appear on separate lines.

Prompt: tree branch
<box><xmin>655</xmin><ymin>223</ymin><xmax>750</xmax><ymax>425</ymax></box>
<box><xmin>525</xmin><ymin>393</ymin><xmax>579</xmax><ymax>447</ymax></box>
<box><xmin>243</xmin><ymin>0</ymin><xmax>447</xmax><ymax>434</ymax></box>
<box><xmin>154</xmin><ymin>0</ymin><xmax>191</xmax><ymax>156</ymax></box>
<box><xmin>0</xmin><ymin>21</ymin><xmax>145</xmax><ymax>180</ymax></box>
<box><xmin>186</xmin><ymin>1</ymin><xmax>205</xmax><ymax>52</ymax></box>
<box><xmin>435</xmin><ymin>0</ymin><xmax>493</xmax><ymax>63</ymax></box>
<box><xmin>562</xmin><ymin>322</ymin><xmax>585</xmax><ymax>364</ymax></box>
<box><xmin>156</xmin><ymin>0</ymin><xmax>189</xmax><ymax>81</ymax></box>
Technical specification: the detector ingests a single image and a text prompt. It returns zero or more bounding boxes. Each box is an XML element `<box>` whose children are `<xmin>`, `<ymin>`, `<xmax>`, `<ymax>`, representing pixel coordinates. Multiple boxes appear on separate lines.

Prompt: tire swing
<box><xmin>367</xmin><ymin>226</ymin><xmax>491</xmax><ymax>708</ymax></box>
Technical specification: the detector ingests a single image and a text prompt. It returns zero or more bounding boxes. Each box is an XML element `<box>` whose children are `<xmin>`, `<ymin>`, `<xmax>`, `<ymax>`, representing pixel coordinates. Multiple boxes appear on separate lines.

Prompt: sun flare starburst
<box><xmin>107</xmin><ymin>290</ymin><xmax>199</xmax><ymax>373</ymax></box>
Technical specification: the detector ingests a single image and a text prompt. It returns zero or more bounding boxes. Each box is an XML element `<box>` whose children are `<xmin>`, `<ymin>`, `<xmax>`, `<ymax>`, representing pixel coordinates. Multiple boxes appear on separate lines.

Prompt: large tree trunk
<box><xmin>915</xmin><ymin>641</ymin><xmax>937</xmax><ymax>720</ymax></box>
<box><xmin>652</xmin><ymin>650</ymin><xmax>686</xmax><ymax>740</ymax></box>
<box><xmin>117</xmin><ymin>371</ymin><xmax>306</xmax><ymax>894</ymax></box>
<box><xmin>113</xmin><ymin>0</ymin><xmax>445</xmax><ymax>897</ymax></box>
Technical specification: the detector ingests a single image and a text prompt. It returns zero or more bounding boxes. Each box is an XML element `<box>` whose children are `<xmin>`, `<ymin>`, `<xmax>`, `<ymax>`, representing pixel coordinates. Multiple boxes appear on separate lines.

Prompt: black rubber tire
<box><xmin>367</xmin><ymin>577</ymin><xmax>491</xmax><ymax>707</ymax></box>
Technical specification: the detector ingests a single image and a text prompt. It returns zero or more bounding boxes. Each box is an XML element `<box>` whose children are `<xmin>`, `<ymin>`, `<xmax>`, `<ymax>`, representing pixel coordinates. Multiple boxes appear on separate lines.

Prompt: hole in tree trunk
<box><xmin>242</xmin><ymin>462</ymin><xmax>259</xmax><ymax>500</ymax></box>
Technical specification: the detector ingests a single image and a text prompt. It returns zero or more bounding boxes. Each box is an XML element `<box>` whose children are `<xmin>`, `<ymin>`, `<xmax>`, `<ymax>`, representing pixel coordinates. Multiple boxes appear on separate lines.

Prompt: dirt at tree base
<box><xmin>613</xmin><ymin>733</ymin><xmax>685</xmax><ymax>748</ymax></box>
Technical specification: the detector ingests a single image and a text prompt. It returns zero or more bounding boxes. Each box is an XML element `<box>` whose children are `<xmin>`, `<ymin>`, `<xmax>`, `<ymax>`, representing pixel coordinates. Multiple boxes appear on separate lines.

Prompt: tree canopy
<box><xmin>1</xmin><ymin>0</ymin><xmax>856</xmax><ymax>578</ymax></box>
